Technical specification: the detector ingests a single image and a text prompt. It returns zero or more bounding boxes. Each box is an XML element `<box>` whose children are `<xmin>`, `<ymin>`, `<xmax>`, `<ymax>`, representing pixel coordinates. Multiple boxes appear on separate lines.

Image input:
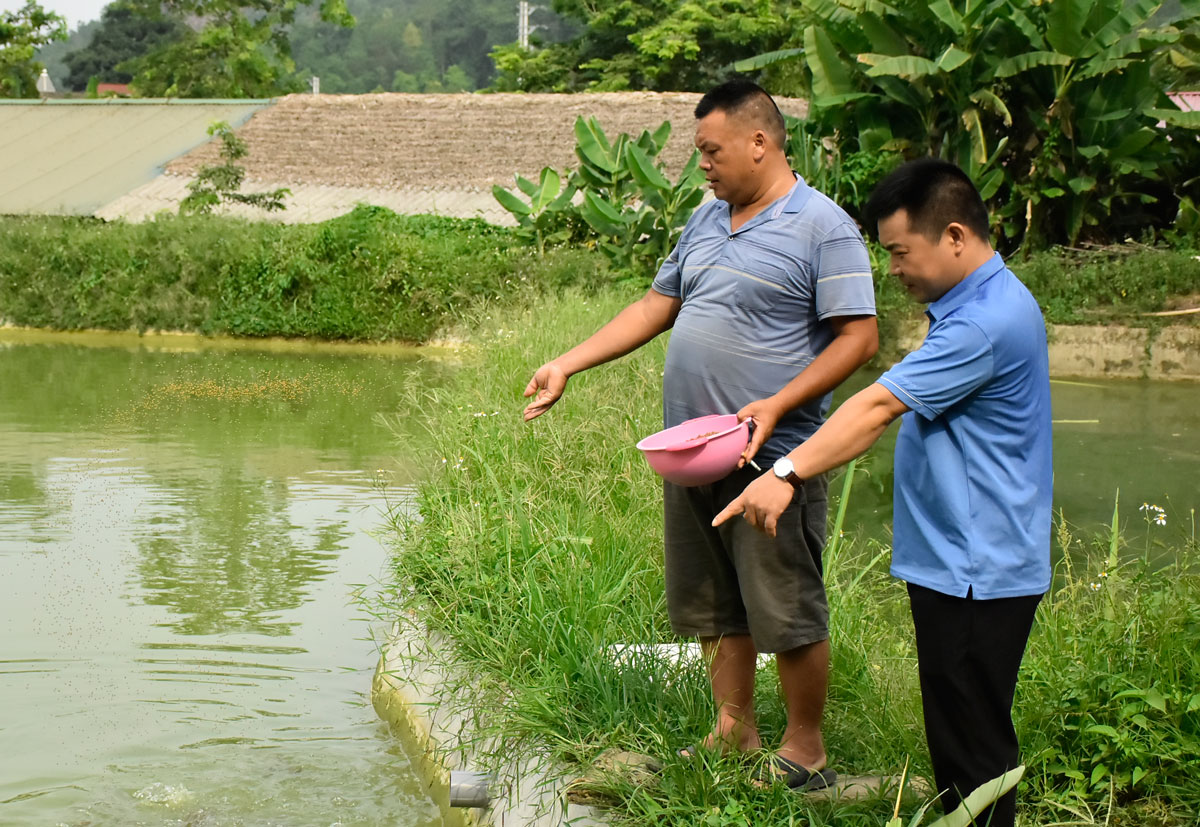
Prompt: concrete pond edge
<box><xmin>371</xmin><ymin>617</ymin><xmax>607</xmax><ymax>827</ymax></box>
<box><xmin>890</xmin><ymin>321</ymin><xmax>1200</xmax><ymax>381</ymax></box>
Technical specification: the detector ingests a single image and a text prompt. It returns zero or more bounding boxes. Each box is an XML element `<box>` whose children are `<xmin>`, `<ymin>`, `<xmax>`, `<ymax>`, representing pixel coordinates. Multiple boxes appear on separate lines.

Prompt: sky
<box><xmin>4</xmin><ymin>0</ymin><xmax>107</xmax><ymax>30</ymax></box>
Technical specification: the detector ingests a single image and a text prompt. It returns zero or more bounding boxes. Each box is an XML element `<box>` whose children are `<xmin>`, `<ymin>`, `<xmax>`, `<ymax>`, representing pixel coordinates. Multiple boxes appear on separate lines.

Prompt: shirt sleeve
<box><xmin>651</xmin><ymin>237</ymin><xmax>683</xmax><ymax>298</ymax></box>
<box><xmin>877</xmin><ymin>316</ymin><xmax>995</xmax><ymax>420</ymax></box>
<box><xmin>813</xmin><ymin>222</ymin><xmax>876</xmax><ymax>319</ymax></box>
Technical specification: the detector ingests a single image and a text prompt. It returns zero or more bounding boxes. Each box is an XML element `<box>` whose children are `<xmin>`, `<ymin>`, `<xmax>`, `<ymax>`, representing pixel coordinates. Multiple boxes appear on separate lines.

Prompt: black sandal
<box><xmin>756</xmin><ymin>755</ymin><xmax>837</xmax><ymax>791</ymax></box>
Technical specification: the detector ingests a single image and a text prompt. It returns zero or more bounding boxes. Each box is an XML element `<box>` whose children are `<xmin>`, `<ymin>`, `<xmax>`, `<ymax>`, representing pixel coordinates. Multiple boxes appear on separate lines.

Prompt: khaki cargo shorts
<box><xmin>663</xmin><ymin>464</ymin><xmax>828</xmax><ymax>654</ymax></box>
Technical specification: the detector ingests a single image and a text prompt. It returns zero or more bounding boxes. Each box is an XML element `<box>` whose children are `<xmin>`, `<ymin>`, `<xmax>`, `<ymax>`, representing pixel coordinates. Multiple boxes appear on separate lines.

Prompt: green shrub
<box><xmin>1012</xmin><ymin>246</ymin><xmax>1200</xmax><ymax>324</ymax></box>
<box><xmin>0</xmin><ymin>208</ymin><xmax>609</xmax><ymax>341</ymax></box>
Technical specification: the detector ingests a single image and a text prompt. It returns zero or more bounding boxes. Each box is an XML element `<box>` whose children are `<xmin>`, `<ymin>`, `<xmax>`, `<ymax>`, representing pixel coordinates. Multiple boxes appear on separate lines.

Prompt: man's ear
<box><xmin>945</xmin><ymin>222</ymin><xmax>969</xmax><ymax>250</ymax></box>
<box><xmin>752</xmin><ymin>130</ymin><xmax>768</xmax><ymax>161</ymax></box>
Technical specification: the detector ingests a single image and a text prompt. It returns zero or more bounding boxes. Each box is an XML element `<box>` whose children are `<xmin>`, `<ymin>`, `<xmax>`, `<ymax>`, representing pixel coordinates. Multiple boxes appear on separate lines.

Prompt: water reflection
<box><xmin>0</xmin><ymin>335</ymin><xmax>442</xmax><ymax>827</ymax></box>
<box><xmin>134</xmin><ymin>476</ymin><xmax>342</xmax><ymax>637</ymax></box>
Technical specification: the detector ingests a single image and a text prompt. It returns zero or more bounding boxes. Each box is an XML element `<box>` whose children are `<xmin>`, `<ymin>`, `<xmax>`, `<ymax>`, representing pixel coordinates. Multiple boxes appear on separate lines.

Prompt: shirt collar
<box><xmin>778</xmin><ymin>174</ymin><xmax>812</xmax><ymax>216</ymax></box>
<box><xmin>926</xmin><ymin>251</ymin><xmax>1005</xmax><ymax>322</ymax></box>
<box><xmin>722</xmin><ymin>174</ymin><xmax>812</xmax><ymax>233</ymax></box>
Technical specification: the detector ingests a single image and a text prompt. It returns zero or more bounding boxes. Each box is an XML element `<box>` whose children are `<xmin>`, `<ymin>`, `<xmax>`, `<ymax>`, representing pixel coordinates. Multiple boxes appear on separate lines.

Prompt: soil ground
<box><xmin>166</xmin><ymin>92</ymin><xmax>809</xmax><ymax>190</ymax></box>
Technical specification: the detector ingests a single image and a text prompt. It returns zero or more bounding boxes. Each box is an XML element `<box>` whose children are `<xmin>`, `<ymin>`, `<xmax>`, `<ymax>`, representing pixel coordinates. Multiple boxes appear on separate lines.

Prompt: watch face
<box><xmin>773</xmin><ymin>457</ymin><xmax>794</xmax><ymax>478</ymax></box>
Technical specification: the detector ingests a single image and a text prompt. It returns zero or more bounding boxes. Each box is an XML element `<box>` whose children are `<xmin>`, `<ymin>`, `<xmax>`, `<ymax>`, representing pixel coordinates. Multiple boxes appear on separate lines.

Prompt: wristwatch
<box><xmin>772</xmin><ymin>457</ymin><xmax>804</xmax><ymax>490</ymax></box>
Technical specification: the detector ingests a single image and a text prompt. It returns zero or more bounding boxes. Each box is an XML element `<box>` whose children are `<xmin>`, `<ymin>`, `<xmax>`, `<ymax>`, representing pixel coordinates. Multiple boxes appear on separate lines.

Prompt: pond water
<box><xmin>834</xmin><ymin>372</ymin><xmax>1200</xmax><ymax>554</ymax></box>
<box><xmin>0</xmin><ymin>332</ymin><xmax>447</xmax><ymax>827</ymax></box>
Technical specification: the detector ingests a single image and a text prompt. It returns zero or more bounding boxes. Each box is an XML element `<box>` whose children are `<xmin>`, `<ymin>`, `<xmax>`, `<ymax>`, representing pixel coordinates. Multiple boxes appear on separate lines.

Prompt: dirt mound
<box><xmin>166</xmin><ymin>92</ymin><xmax>809</xmax><ymax>191</ymax></box>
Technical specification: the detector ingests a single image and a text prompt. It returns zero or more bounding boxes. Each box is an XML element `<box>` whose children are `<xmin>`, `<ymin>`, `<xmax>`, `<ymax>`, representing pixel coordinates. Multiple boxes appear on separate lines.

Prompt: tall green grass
<box><xmin>383</xmin><ymin>287</ymin><xmax>1200</xmax><ymax>826</ymax></box>
<box><xmin>0</xmin><ymin>207</ymin><xmax>606</xmax><ymax>342</ymax></box>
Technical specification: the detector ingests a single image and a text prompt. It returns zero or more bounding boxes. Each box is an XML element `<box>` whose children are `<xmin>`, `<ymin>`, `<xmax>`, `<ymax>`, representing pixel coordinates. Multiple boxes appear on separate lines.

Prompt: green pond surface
<box><xmin>831</xmin><ymin>373</ymin><xmax>1199</xmax><ymax>553</ymax></box>
<box><xmin>0</xmin><ymin>331</ymin><xmax>448</xmax><ymax>827</ymax></box>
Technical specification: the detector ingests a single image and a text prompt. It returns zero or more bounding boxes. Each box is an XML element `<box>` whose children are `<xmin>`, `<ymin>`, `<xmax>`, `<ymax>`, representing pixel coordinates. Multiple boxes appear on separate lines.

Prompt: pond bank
<box><xmin>4</xmin><ymin>320</ymin><xmax>1198</xmax><ymax>380</ymax></box>
<box><xmin>372</xmin><ymin>620</ymin><xmax>605</xmax><ymax>827</ymax></box>
<box><xmin>891</xmin><ymin>321</ymin><xmax>1200</xmax><ymax>381</ymax></box>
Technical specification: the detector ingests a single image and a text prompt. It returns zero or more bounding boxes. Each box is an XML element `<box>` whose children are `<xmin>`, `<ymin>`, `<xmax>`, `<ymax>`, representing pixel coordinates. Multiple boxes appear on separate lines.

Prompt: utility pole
<box><xmin>517</xmin><ymin>0</ymin><xmax>538</xmax><ymax>50</ymax></box>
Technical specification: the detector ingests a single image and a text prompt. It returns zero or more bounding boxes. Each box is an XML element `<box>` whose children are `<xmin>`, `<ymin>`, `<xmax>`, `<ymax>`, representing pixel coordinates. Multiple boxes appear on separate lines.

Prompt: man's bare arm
<box><xmin>717</xmin><ymin>383</ymin><xmax>909</xmax><ymax>535</ymax></box>
<box><xmin>739</xmin><ymin>314</ymin><xmax>879</xmax><ymax>464</ymax></box>
<box><xmin>523</xmin><ymin>288</ymin><xmax>682</xmax><ymax>421</ymax></box>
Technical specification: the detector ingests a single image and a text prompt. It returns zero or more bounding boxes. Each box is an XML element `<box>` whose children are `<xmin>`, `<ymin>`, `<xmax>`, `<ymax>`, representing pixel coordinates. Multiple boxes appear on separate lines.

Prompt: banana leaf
<box><xmin>492</xmin><ymin>185</ymin><xmax>531</xmax><ymax>217</ymax></box>
<box><xmin>580</xmin><ymin>190</ymin><xmax>628</xmax><ymax>237</ymax></box>
<box><xmin>1045</xmin><ymin>0</ymin><xmax>1091</xmax><ymax>56</ymax></box>
<box><xmin>994</xmin><ymin>50</ymin><xmax>1072</xmax><ymax>78</ymax></box>
<box><xmin>530</xmin><ymin>168</ymin><xmax>562</xmax><ymax>213</ymax></box>
<box><xmin>865</xmin><ymin>54</ymin><xmax>940</xmax><ymax>80</ymax></box>
<box><xmin>925</xmin><ymin>766</ymin><xmax>1025</xmax><ymax>827</ymax></box>
<box><xmin>927</xmin><ymin>0</ymin><xmax>965</xmax><ymax>35</ymax></box>
<box><xmin>626</xmin><ymin>143</ymin><xmax>671</xmax><ymax>191</ymax></box>
<box><xmin>515</xmin><ymin>175</ymin><xmax>538</xmax><ymax>198</ymax></box>
<box><xmin>733</xmin><ymin>47</ymin><xmax>805</xmax><ymax>72</ymax></box>
<box><xmin>804</xmin><ymin>25</ymin><xmax>857</xmax><ymax>105</ymax></box>
<box><xmin>574</xmin><ymin>117</ymin><xmax>617</xmax><ymax>173</ymax></box>
<box><xmin>1148</xmin><ymin>108</ymin><xmax>1200</xmax><ymax>129</ymax></box>
<box><xmin>937</xmin><ymin>45</ymin><xmax>972</xmax><ymax>73</ymax></box>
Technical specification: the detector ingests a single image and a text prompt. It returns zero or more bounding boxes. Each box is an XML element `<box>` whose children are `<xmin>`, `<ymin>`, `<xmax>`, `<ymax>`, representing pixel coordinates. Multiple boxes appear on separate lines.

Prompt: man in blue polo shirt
<box><xmin>716</xmin><ymin>159</ymin><xmax>1050</xmax><ymax>825</ymax></box>
<box><xmin>523</xmin><ymin>79</ymin><xmax>878</xmax><ymax>790</ymax></box>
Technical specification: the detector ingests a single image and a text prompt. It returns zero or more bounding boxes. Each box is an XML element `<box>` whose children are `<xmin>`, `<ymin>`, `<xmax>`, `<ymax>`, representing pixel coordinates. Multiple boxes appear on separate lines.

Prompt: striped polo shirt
<box><xmin>652</xmin><ymin>176</ymin><xmax>876</xmax><ymax>464</ymax></box>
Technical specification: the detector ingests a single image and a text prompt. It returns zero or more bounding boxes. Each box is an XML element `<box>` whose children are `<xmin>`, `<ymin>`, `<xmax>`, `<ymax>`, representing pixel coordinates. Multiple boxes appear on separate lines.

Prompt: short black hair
<box><xmin>862</xmin><ymin>158</ymin><xmax>990</xmax><ymax>243</ymax></box>
<box><xmin>694</xmin><ymin>79</ymin><xmax>787</xmax><ymax>148</ymax></box>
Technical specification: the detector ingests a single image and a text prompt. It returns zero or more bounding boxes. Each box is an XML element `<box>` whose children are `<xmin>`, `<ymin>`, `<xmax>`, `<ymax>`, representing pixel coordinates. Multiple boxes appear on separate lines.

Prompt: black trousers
<box><xmin>908</xmin><ymin>584</ymin><xmax>1042</xmax><ymax>827</ymax></box>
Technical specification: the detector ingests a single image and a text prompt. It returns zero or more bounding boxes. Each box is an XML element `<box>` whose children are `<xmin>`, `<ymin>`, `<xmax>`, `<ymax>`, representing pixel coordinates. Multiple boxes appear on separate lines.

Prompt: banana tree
<box><xmin>492</xmin><ymin>167</ymin><xmax>577</xmax><ymax>256</ymax></box>
<box><xmin>573</xmin><ymin>117</ymin><xmax>707</xmax><ymax>279</ymax></box>
<box><xmin>739</xmin><ymin>0</ymin><xmax>1200</xmax><ymax>248</ymax></box>
<box><xmin>492</xmin><ymin>117</ymin><xmax>707</xmax><ymax>279</ymax></box>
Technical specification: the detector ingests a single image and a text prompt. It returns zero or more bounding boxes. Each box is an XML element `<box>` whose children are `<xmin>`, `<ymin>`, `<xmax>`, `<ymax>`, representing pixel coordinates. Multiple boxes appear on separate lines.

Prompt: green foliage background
<box><xmin>60</xmin><ymin>2</ymin><xmax>185</xmax><ymax>89</ymax></box>
<box><xmin>744</xmin><ymin>0</ymin><xmax>1200</xmax><ymax>250</ymax></box>
<box><xmin>495</xmin><ymin>0</ymin><xmax>1200</xmax><ymax>251</ymax></box>
<box><xmin>1</xmin><ymin>1</ymin><xmax>66</xmax><ymax>97</ymax></box>
<box><xmin>35</xmin><ymin>0</ymin><xmax>577</xmax><ymax>94</ymax></box>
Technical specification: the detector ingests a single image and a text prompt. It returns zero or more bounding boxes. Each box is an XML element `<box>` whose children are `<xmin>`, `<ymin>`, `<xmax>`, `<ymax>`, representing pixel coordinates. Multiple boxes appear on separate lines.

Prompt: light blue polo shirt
<box><xmin>877</xmin><ymin>252</ymin><xmax>1052</xmax><ymax>599</ymax></box>
<box><xmin>652</xmin><ymin>177</ymin><xmax>875</xmax><ymax>464</ymax></box>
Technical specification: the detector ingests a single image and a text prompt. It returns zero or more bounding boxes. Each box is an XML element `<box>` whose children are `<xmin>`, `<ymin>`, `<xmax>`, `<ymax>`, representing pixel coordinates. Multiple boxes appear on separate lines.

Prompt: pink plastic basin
<box><xmin>636</xmin><ymin>414</ymin><xmax>749</xmax><ymax>486</ymax></box>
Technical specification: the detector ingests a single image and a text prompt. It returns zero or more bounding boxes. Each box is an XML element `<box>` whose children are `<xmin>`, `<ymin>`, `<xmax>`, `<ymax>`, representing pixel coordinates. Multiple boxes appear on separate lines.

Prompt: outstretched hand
<box><xmin>712</xmin><ymin>472</ymin><xmax>794</xmax><ymax>537</ymax></box>
<box><xmin>523</xmin><ymin>362</ymin><xmax>568</xmax><ymax>421</ymax></box>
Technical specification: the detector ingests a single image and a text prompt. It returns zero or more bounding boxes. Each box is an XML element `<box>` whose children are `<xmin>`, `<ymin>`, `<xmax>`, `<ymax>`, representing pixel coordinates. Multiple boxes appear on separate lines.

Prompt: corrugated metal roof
<box><xmin>0</xmin><ymin>99</ymin><xmax>271</xmax><ymax>216</ymax></box>
<box><xmin>1168</xmin><ymin>91</ymin><xmax>1200</xmax><ymax>112</ymax></box>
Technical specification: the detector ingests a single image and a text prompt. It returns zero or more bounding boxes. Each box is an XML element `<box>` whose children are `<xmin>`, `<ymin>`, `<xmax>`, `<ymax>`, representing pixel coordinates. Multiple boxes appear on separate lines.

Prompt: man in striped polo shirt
<box><xmin>523</xmin><ymin>79</ymin><xmax>878</xmax><ymax>789</ymax></box>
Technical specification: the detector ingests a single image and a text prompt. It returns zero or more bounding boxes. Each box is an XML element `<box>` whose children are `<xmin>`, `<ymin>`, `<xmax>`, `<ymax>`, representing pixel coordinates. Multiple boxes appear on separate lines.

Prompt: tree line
<box><xmin>21</xmin><ymin>0</ymin><xmax>576</xmax><ymax>96</ymax></box>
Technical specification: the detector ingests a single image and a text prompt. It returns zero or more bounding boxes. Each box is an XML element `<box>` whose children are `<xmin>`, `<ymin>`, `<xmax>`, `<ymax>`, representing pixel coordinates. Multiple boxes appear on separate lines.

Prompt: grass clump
<box><xmin>383</xmin><ymin>286</ymin><xmax>1200</xmax><ymax>825</ymax></box>
<box><xmin>0</xmin><ymin>207</ymin><xmax>607</xmax><ymax>342</ymax></box>
<box><xmin>1011</xmin><ymin>246</ymin><xmax>1200</xmax><ymax>325</ymax></box>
